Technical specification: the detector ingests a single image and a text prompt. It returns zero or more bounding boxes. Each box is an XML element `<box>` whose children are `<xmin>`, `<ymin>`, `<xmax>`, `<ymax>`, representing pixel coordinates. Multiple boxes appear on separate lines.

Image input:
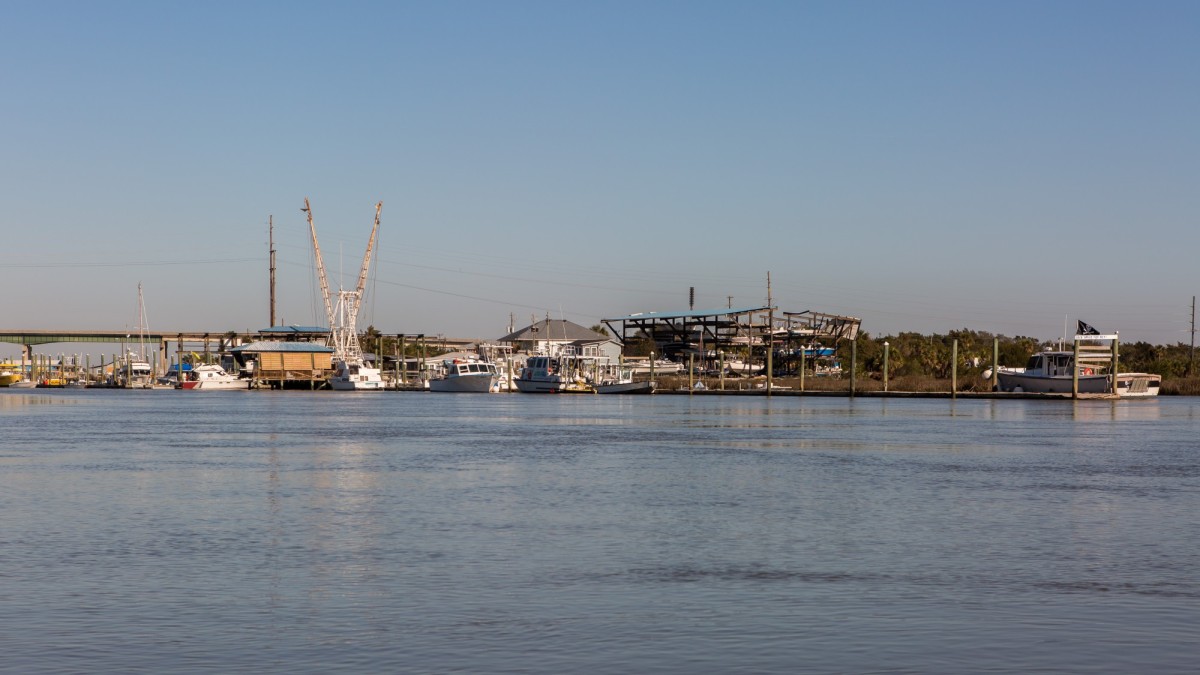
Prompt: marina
<box><xmin>0</xmin><ymin>206</ymin><xmax>1176</xmax><ymax>399</ymax></box>
<box><xmin>0</xmin><ymin>320</ymin><xmax>1169</xmax><ymax>399</ymax></box>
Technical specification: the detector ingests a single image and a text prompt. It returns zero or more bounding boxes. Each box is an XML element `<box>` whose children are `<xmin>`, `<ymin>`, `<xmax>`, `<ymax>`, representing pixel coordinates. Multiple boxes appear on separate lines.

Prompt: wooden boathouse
<box><xmin>232</xmin><ymin>340</ymin><xmax>334</xmax><ymax>389</ymax></box>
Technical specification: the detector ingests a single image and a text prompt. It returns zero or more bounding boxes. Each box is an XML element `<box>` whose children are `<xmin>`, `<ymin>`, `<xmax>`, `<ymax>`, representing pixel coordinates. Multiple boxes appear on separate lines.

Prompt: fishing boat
<box><xmin>594</xmin><ymin>363</ymin><xmax>655</xmax><ymax>394</ymax></box>
<box><xmin>178</xmin><ymin>363</ymin><xmax>249</xmax><ymax>390</ymax></box>
<box><xmin>515</xmin><ymin>352</ymin><xmax>595</xmax><ymax>393</ymax></box>
<box><xmin>430</xmin><ymin>358</ymin><xmax>499</xmax><ymax>393</ymax></box>
<box><xmin>994</xmin><ymin>351</ymin><xmax>1160</xmax><ymax>397</ymax></box>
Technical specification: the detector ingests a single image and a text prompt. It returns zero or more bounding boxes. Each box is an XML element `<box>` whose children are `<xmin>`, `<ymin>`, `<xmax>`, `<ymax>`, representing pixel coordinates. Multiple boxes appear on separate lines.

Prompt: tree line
<box><xmin>836</xmin><ymin>330</ymin><xmax>1194</xmax><ymax>379</ymax></box>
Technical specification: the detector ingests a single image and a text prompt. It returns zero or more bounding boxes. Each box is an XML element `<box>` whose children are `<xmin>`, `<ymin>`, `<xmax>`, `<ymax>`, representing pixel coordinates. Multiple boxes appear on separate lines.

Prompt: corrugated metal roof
<box><xmin>232</xmin><ymin>341</ymin><xmax>333</xmax><ymax>353</ymax></box>
<box><xmin>603</xmin><ymin>306</ymin><xmax>770</xmax><ymax>322</ymax></box>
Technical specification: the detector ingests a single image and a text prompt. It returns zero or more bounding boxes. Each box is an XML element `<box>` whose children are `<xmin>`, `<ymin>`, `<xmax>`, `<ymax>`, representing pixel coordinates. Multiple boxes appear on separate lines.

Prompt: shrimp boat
<box><xmin>305</xmin><ymin>198</ymin><xmax>386</xmax><ymax>391</ymax></box>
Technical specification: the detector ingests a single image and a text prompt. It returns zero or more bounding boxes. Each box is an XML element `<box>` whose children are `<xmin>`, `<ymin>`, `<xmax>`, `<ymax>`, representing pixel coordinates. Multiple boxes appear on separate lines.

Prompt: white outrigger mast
<box><xmin>332</xmin><ymin>201</ymin><xmax>382</xmax><ymax>363</ymax></box>
<box><xmin>302</xmin><ymin>198</ymin><xmax>336</xmax><ymax>331</ymax></box>
<box><xmin>304</xmin><ymin>198</ymin><xmax>385</xmax><ymax>389</ymax></box>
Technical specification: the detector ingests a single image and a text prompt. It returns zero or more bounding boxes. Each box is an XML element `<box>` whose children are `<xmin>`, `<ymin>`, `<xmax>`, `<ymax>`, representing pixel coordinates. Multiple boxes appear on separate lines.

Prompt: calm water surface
<box><xmin>2</xmin><ymin>390</ymin><xmax>1197</xmax><ymax>673</ymax></box>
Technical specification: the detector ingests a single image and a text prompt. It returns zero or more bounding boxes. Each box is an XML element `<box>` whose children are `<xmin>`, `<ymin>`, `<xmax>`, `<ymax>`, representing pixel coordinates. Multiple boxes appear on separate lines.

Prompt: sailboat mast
<box><xmin>303</xmin><ymin>198</ymin><xmax>335</xmax><ymax>328</ymax></box>
<box><xmin>136</xmin><ymin>282</ymin><xmax>149</xmax><ymax>361</ymax></box>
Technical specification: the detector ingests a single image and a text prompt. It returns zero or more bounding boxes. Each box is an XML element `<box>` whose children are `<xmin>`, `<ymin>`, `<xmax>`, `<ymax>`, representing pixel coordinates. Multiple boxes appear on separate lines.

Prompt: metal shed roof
<box><xmin>603</xmin><ymin>306</ymin><xmax>770</xmax><ymax>322</ymax></box>
<box><xmin>232</xmin><ymin>341</ymin><xmax>333</xmax><ymax>354</ymax></box>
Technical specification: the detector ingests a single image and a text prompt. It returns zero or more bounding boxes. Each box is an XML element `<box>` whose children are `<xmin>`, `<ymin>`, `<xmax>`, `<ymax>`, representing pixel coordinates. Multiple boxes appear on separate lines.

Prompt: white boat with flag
<box><xmin>992</xmin><ymin>321</ymin><xmax>1160</xmax><ymax>397</ymax></box>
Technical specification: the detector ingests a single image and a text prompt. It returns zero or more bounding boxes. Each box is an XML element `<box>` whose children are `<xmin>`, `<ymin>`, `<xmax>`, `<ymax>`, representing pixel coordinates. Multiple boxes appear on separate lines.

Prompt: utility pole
<box><xmin>1190</xmin><ymin>295</ymin><xmax>1196</xmax><ymax>376</ymax></box>
<box><xmin>269</xmin><ymin>215</ymin><xmax>276</xmax><ymax>327</ymax></box>
<box><xmin>766</xmin><ymin>272</ymin><xmax>773</xmax><ymax>396</ymax></box>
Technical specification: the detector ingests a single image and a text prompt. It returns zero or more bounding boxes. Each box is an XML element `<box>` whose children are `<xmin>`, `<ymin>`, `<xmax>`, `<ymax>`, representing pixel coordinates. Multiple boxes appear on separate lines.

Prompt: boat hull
<box><xmin>179</xmin><ymin>364</ymin><xmax>249</xmax><ymax>390</ymax></box>
<box><xmin>596</xmin><ymin>380</ymin><xmax>656</xmax><ymax>394</ymax></box>
<box><xmin>430</xmin><ymin>374</ymin><xmax>497</xmax><ymax>393</ymax></box>
<box><xmin>514</xmin><ymin>378</ymin><xmax>565</xmax><ymax>393</ymax></box>
<box><xmin>513</xmin><ymin>378</ymin><xmax>594</xmax><ymax>394</ymax></box>
<box><xmin>997</xmin><ymin>372</ymin><xmax>1109</xmax><ymax>394</ymax></box>
<box><xmin>330</xmin><ymin>378</ymin><xmax>385</xmax><ymax>391</ymax></box>
<box><xmin>179</xmin><ymin>380</ymin><xmax>248</xmax><ymax>390</ymax></box>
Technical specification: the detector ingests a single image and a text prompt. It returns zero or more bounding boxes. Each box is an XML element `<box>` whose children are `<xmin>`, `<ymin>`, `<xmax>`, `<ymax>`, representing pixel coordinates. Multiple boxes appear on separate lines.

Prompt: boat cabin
<box><xmin>1026</xmin><ymin>352</ymin><xmax>1100</xmax><ymax>378</ymax></box>
<box><xmin>445</xmin><ymin>360</ymin><xmax>498</xmax><ymax>377</ymax></box>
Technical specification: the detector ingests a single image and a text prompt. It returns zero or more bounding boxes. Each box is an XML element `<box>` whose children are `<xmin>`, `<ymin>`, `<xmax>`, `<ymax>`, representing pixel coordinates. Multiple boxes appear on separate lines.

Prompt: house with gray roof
<box><xmin>498</xmin><ymin>319</ymin><xmax>620</xmax><ymax>360</ymax></box>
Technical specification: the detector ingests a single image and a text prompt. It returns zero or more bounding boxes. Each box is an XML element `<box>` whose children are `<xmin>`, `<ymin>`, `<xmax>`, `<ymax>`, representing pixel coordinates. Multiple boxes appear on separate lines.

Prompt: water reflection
<box><xmin>2</xmin><ymin>392</ymin><xmax>1197</xmax><ymax>673</ymax></box>
<box><xmin>1072</xmin><ymin>399</ymin><xmax>1162</xmax><ymax>421</ymax></box>
<box><xmin>0</xmin><ymin>392</ymin><xmax>77</xmax><ymax>409</ymax></box>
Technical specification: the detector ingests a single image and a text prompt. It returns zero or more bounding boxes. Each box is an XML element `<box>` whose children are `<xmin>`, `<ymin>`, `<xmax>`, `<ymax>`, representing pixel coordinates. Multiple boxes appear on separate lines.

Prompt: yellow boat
<box><xmin>0</xmin><ymin>363</ymin><xmax>25</xmax><ymax>387</ymax></box>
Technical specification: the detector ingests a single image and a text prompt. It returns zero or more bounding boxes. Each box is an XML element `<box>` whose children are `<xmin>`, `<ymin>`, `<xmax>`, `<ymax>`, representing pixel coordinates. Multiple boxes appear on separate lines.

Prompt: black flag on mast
<box><xmin>1078</xmin><ymin>320</ymin><xmax>1100</xmax><ymax>336</ymax></box>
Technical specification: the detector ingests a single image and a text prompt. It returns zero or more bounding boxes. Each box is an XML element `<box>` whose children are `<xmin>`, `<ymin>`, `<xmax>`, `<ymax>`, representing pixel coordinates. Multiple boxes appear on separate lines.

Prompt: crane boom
<box><xmin>303</xmin><ymin>197</ymin><xmax>335</xmax><ymax>328</ymax></box>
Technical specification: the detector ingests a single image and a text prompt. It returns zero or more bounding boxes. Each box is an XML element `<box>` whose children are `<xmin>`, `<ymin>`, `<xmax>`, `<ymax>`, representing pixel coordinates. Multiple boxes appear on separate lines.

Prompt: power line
<box><xmin>0</xmin><ymin>257</ymin><xmax>261</xmax><ymax>269</ymax></box>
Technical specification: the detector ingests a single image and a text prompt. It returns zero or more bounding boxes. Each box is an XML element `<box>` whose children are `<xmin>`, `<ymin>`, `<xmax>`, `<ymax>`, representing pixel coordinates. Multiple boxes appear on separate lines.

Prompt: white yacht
<box><xmin>329</xmin><ymin>356</ymin><xmax>385</xmax><ymax>391</ymax></box>
<box><xmin>111</xmin><ymin>351</ymin><xmax>154</xmax><ymax>389</ymax></box>
<box><xmin>178</xmin><ymin>363</ymin><xmax>248</xmax><ymax>390</ymax></box>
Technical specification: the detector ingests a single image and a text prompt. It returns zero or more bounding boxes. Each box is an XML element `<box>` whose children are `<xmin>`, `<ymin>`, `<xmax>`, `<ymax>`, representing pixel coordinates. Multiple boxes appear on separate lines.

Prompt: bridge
<box><xmin>0</xmin><ymin>329</ymin><xmax>485</xmax><ymax>365</ymax></box>
<box><xmin>0</xmin><ymin>330</ymin><xmax>258</xmax><ymax>367</ymax></box>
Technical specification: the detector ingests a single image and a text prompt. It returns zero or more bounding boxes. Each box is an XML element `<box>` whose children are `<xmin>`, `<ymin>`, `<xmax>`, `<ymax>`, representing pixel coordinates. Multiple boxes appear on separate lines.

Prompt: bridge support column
<box><xmin>22</xmin><ymin>344</ymin><xmax>33</xmax><ymax>363</ymax></box>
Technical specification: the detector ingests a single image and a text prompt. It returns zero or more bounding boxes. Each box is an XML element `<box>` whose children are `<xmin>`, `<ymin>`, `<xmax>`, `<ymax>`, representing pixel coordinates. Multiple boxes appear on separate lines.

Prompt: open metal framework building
<box><xmin>603</xmin><ymin>306</ymin><xmax>769</xmax><ymax>360</ymax></box>
<box><xmin>602</xmin><ymin>307</ymin><xmax>862</xmax><ymax>373</ymax></box>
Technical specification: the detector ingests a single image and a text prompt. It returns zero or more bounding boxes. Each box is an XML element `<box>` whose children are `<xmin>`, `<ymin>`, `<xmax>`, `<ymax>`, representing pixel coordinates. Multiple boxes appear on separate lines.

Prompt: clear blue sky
<box><xmin>3</xmin><ymin>0</ymin><xmax>1197</xmax><ymax>356</ymax></box>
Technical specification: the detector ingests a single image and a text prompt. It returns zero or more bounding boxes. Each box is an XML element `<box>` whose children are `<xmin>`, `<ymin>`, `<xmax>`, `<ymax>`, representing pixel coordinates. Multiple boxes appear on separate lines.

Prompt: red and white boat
<box><xmin>179</xmin><ymin>364</ymin><xmax>248</xmax><ymax>390</ymax></box>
